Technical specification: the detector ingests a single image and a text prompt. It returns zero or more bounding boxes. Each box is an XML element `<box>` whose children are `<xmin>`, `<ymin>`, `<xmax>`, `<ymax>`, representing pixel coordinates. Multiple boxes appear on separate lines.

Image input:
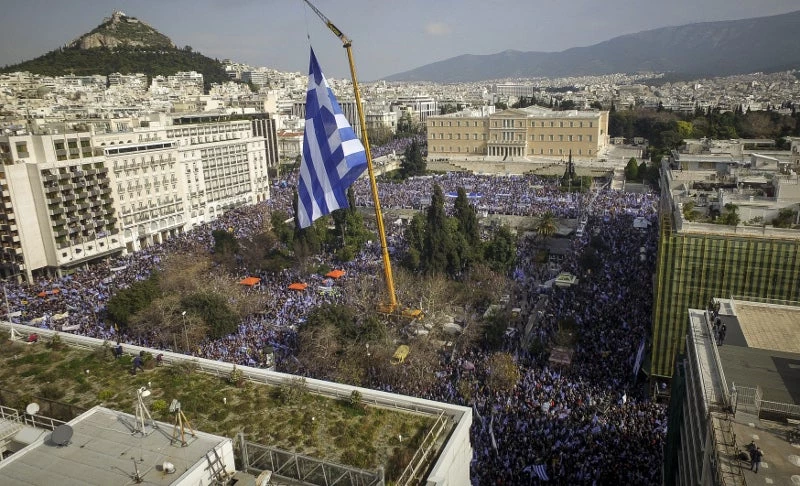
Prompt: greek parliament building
<box><xmin>0</xmin><ymin>113</ymin><xmax>278</xmax><ymax>282</ymax></box>
<box><xmin>426</xmin><ymin>106</ymin><xmax>609</xmax><ymax>160</ymax></box>
<box><xmin>650</xmin><ymin>151</ymin><xmax>800</xmax><ymax>384</ymax></box>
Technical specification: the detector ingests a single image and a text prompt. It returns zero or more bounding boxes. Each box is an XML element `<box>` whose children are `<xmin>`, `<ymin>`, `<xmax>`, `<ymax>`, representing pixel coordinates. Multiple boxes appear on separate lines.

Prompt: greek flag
<box><xmin>523</xmin><ymin>464</ymin><xmax>549</xmax><ymax>481</ymax></box>
<box><xmin>632</xmin><ymin>337</ymin><xmax>645</xmax><ymax>377</ymax></box>
<box><xmin>297</xmin><ymin>48</ymin><xmax>367</xmax><ymax>228</ymax></box>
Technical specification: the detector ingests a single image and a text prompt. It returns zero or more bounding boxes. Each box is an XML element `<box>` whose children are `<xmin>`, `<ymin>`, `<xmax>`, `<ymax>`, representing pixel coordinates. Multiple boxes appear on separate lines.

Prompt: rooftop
<box><xmin>716</xmin><ymin>298</ymin><xmax>800</xmax><ymax>405</ymax></box>
<box><xmin>0</xmin><ymin>406</ymin><xmax>231</xmax><ymax>486</ymax></box>
<box><xmin>687</xmin><ymin>298</ymin><xmax>800</xmax><ymax>486</ymax></box>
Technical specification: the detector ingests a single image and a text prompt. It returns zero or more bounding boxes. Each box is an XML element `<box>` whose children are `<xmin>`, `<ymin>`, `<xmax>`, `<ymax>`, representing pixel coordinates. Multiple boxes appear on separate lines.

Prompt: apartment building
<box><xmin>426</xmin><ymin>106</ymin><xmax>609</xmax><ymax>160</ymax></box>
<box><xmin>650</xmin><ymin>157</ymin><xmax>800</xmax><ymax>383</ymax></box>
<box><xmin>0</xmin><ymin>132</ymin><xmax>121</xmax><ymax>281</ymax></box>
<box><xmin>0</xmin><ymin>113</ymin><xmax>276</xmax><ymax>281</ymax></box>
<box><xmin>393</xmin><ymin>95</ymin><xmax>438</xmax><ymax>123</ymax></box>
<box><xmin>663</xmin><ymin>297</ymin><xmax>800</xmax><ymax>485</ymax></box>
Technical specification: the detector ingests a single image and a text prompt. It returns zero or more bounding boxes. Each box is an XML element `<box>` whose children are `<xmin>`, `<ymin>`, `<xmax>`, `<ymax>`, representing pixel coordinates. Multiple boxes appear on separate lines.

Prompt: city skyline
<box><xmin>0</xmin><ymin>0</ymin><xmax>798</xmax><ymax>81</ymax></box>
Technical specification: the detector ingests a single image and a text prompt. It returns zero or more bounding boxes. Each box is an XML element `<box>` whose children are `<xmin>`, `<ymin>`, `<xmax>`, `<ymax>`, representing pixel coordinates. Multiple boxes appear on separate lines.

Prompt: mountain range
<box><xmin>385</xmin><ymin>10</ymin><xmax>800</xmax><ymax>82</ymax></box>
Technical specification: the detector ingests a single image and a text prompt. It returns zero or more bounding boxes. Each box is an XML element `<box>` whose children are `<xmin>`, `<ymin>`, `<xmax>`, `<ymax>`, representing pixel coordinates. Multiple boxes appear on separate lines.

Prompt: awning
<box><xmin>238</xmin><ymin>276</ymin><xmax>262</xmax><ymax>286</ymax></box>
<box><xmin>288</xmin><ymin>282</ymin><xmax>308</xmax><ymax>291</ymax></box>
<box><xmin>325</xmin><ymin>269</ymin><xmax>345</xmax><ymax>279</ymax></box>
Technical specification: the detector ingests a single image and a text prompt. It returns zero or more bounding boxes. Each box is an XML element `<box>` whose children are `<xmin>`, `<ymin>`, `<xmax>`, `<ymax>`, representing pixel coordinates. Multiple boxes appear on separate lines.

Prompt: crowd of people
<box><xmin>2</xmin><ymin>162</ymin><xmax>666</xmax><ymax>484</ymax></box>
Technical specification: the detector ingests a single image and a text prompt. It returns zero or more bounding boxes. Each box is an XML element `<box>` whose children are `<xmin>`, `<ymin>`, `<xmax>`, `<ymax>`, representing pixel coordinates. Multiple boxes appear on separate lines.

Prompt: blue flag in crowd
<box><xmin>297</xmin><ymin>48</ymin><xmax>367</xmax><ymax>228</ymax></box>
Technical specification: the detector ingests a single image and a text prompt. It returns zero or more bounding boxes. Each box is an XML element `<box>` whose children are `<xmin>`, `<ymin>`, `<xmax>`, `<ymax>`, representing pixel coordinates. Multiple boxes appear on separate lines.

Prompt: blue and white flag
<box><xmin>632</xmin><ymin>337</ymin><xmax>645</xmax><ymax>377</ymax></box>
<box><xmin>297</xmin><ymin>48</ymin><xmax>367</xmax><ymax>228</ymax></box>
<box><xmin>523</xmin><ymin>464</ymin><xmax>549</xmax><ymax>481</ymax></box>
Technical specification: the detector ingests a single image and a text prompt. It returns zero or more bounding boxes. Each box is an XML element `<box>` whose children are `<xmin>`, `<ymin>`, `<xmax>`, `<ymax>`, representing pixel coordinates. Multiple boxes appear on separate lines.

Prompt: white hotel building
<box><xmin>0</xmin><ymin>113</ymin><xmax>276</xmax><ymax>281</ymax></box>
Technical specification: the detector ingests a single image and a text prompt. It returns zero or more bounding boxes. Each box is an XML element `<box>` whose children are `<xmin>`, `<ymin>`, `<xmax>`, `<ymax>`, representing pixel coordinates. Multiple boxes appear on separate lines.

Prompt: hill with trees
<box><xmin>0</xmin><ymin>11</ymin><xmax>229</xmax><ymax>91</ymax></box>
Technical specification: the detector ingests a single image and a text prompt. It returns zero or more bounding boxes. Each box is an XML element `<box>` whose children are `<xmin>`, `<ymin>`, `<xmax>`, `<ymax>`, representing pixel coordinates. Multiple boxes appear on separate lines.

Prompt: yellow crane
<box><xmin>302</xmin><ymin>0</ymin><xmax>398</xmax><ymax>313</ymax></box>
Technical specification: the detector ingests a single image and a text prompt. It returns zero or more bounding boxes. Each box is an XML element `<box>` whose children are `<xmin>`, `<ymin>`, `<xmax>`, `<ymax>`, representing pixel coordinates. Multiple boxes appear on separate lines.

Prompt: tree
<box><xmin>421</xmin><ymin>184</ymin><xmax>451</xmax><ymax>275</ymax></box>
<box><xmin>624</xmin><ymin>157</ymin><xmax>639</xmax><ymax>180</ymax></box>
<box><xmin>331</xmin><ymin>187</ymin><xmax>372</xmax><ymax>262</ymax></box>
<box><xmin>721</xmin><ymin>203</ymin><xmax>740</xmax><ymax>226</ymax></box>
<box><xmin>638</xmin><ymin>161</ymin><xmax>649</xmax><ymax>182</ymax></box>
<box><xmin>676</xmin><ymin>120</ymin><xmax>694</xmax><ymax>139</ymax></box>
<box><xmin>106</xmin><ymin>274</ymin><xmax>161</xmax><ymax>328</ymax></box>
<box><xmin>453</xmin><ymin>187</ymin><xmax>481</xmax><ymax>270</ymax></box>
<box><xmin>485</xmin><ymin>352</ymin><xmax>520</xmax><ymax>394</ymax></box>
<box><xmin>535</xmin><ymin>211</ymin><xmax>558</xmax><ymax>238</ymax></box>
<box><xmin>403</xmin><ymin>213</ymin><xmax>426</xmax><ymax>271</ymax></box>
<box><xmin>484</xmin><ymin>225</ymin><xmax>517</xmax><ymax>273</ymax></box>
<box><xmin>772</xmin><ymin>207</ymin><xmax>797</xmax><ymax>228</ymax></box>
<box><xmin>401</xmin><ymin>139</ymin><xmax>425</xmax><ymax>178</ymax></box>
<box><xmin>212</xmin><ymin>229</ymin><xmax>238</xmax><ymax>255</ymax></box>
<box><xmin>559</xmin><ymin>100</ymin><xmax>577</xmax><ymax>111</ymax></box>
<box><xmin>180</xmin><ymin>292</ymin><xmax>239</xmax><ymax>340</ymax></box>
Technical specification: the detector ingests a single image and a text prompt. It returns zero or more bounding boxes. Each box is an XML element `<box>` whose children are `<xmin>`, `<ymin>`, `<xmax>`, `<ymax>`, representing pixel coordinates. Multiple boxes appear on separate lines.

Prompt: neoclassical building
<box><xmin>426</xmin><ymin>106</ymin><xmax>609</xmax><ymax>160</ymax></box>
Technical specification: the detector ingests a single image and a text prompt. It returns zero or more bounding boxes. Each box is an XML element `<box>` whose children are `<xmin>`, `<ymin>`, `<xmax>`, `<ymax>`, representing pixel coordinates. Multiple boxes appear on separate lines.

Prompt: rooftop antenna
<box><xmin>133</xmin><ymin>386</ymin><xmax>154</xmax><ymax>436</ymax></box>
<box><xmin>169</xmin><ymin>399</ymin><xmax>196</xmax><ymax>447</ymax></box>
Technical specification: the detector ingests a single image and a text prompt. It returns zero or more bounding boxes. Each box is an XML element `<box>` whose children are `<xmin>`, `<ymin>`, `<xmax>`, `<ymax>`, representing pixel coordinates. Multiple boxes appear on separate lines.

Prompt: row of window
<box><xmin>430</xmin><ymin>119</ymin><xmax>595</xmax><ymax>128</ymax></box>
<box><xmin>429</xmin><ymin>133</ymin><xmax>593</xmax><ymax>142</ymax></box>
<box><xmin>430</xmin><ymin>146</ymin><xmax>593</xmax><ymax>155</ymax></box>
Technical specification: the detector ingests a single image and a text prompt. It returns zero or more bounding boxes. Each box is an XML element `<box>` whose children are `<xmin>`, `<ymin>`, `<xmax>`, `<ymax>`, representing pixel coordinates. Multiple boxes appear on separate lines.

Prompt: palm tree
<box><xmin>535</xmin><ymin>211</ymin><xmax>558</xmax><ymax>238</ymax></box>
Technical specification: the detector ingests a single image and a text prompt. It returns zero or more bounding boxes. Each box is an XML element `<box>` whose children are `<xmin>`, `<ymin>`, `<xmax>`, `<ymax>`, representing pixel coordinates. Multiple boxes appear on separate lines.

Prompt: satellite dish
<box><xmin>26</xmin><ymin>402</ymin><xmax>40</xmax><ymax>415</ymax></box>
<box><xmin>140</xmin><ymin>389</ymin><xmax>151</xmax><ymax>398</ymax></box>
<box><xmin>162</xmin><ymin>461</ymin><xmax>175</xmax><ymax>474</ymax></box>
<box><xmin>51</xmin><ymin>424</ymin><xmax>74</xmax><ymax>446</ymax></box>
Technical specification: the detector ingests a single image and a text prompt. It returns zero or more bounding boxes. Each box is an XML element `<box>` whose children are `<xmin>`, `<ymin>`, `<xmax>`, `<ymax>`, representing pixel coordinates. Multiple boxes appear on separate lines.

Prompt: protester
<box><xmin>1</xmin><ymin>164</ymin><xmax>664</xmax><ymax>484</ymax></box>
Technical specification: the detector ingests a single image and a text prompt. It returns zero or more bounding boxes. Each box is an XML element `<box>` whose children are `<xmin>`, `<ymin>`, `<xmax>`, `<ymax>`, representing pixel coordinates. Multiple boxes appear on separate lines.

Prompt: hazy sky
<box><xmin>1</xmin><ymin>0</ymin><xmax>798</xmax><ymax>81</ymax></box>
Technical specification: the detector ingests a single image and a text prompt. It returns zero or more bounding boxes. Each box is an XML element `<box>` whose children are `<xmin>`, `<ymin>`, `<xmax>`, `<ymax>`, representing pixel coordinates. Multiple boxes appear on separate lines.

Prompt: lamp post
<box><xmin>181</xmin><ymin>311</ymin><xmax>188</xmax><ymax>354</ymax></box>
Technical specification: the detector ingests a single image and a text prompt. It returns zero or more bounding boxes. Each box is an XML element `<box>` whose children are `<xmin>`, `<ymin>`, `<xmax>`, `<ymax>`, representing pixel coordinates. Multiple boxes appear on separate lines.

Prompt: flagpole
<box><xmin>303</xmin><ymin>0</ymin><xmax>398</xmax><ymax>312</ymax></box>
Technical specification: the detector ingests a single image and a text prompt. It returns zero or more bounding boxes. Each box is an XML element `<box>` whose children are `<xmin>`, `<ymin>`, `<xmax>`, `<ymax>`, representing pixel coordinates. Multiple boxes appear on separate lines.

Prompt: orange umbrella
<box><xmin>51</xmin><ymin>288</ymin><xmax>60</xmax><ymax>294</ymax></box>
<box><xmin>325</xmin><ymin>269</ymin><xmax>345</xmax><ymax>279</ymax></box>
<box><xmin>37</xmin><ymin>291</ymin><xmax>47</xmax><ymax>298</ymax></box>
<box><xmin>288</xmin><ymin>282</ymin><xmax>308</xmax><ymax>291</ymax></box>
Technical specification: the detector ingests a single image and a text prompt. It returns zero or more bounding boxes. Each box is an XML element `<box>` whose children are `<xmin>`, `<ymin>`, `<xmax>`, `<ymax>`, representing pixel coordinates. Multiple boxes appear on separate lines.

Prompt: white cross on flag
<box><xmin>297</xmin><ymin>48</ymin><xmax>367</xmax><ymax>228</ymax></box>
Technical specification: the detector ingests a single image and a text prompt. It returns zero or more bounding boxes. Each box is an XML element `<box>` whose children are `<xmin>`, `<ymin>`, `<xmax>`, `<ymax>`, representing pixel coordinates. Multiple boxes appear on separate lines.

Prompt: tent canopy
<box><xmin>288</xmin><ymin>282</ymin><xmax>308</xmax><ymax>291</ymax></box>
<box><xmin>238</xmin><ymin>276</ymin><xmax>261</xmax><ymax>286</ymax></box>
<box><xmin>325</xmin><ymin>269</ymin><xmax>346</xmax><ymax>279</ymax></box>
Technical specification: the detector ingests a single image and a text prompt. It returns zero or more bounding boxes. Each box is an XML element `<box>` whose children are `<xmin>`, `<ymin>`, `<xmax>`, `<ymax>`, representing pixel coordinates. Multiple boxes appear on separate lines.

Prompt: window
<box><xmin>588</xmin><ymin>135</ymin><xmax>593</xmax><ymax>142</ymax></box>
<box><xmin>569</xmin><ymin>121</ymin><xmax>573</xmax><ymax>127</ymax></box>
<box><xmin>549</xmin><ymin>135</ymin><xmax>554</xmax><ymax>141</ymax></box>
<box><xmin>589</xmin><ymin>122</ymin><xmax>593</xmax><ymax>128</ymax></box>
<box><xmin>540</xmin><ymin>135</ymin><xmax>545</xmax><ymax>141</ymax></box>
<box><xmin>559</xmin><ymin>122</ymin><xmax>564</xmax><ymax>128</ymax></box>
<box><xmin>578</xmin><ymin>135</ymin><xmax>583</xmax><ymax>141</ymax></box>
<box><xmin>559</xmin><ymin>135</ymin><xmax>564</xmax><ymax>141</ymax></box>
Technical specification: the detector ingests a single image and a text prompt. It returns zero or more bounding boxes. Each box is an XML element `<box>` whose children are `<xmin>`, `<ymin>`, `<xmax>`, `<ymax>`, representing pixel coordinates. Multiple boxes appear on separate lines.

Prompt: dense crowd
<box><xmin>2</xmin><ymin>167</ymin><xmax>665</xmax><ymax>484</ymax></box>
